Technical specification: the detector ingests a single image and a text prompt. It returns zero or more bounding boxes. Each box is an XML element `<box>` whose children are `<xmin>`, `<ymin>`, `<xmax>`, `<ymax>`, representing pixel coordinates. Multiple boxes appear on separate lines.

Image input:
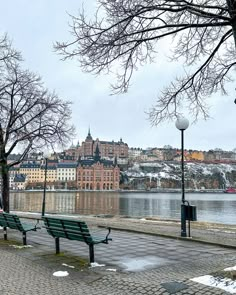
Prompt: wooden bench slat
<box><xmin>47</xmin><ymin>231</ymin><xmax>88</xmax><ymax>242</ymax></box>
<box><xmin>44</xmin><ymin>225</ymin><xmax>93</xmax><ymax>243</ymax></box>
<box><xmin>45</xmin><ymin>222</ymin><xmax>89</xmax><ymax>233</ymax></box>
<box><xmin>44</xmin><ymin>226</ymin><xmax>91</xmax><ymax>237</ymax></box>
<box><xmin>45</xmin><ymin>220</ymin><xmax>89</xmax><ymax>231</ymax></box>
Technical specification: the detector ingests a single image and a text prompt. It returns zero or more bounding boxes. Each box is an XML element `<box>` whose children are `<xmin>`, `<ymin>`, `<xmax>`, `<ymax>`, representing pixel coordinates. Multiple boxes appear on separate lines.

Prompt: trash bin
<box><xmin>184</xmin><ymin>204</ymin><xmax>197</xmax><ymax>221</ymax></box>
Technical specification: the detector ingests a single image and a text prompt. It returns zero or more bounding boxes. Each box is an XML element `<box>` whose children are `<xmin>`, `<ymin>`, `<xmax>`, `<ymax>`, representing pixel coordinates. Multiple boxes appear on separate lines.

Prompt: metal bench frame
<box><xmin>42</xmin><ymin>216</ymin><xmax>112</xmax><ymax>263</ymax></box>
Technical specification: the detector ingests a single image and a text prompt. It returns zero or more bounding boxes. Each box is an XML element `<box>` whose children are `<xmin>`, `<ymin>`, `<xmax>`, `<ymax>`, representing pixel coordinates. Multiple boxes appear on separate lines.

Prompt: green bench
<box><xmin>42</xmin><ymin>216</ymin><xmax>112</xmax><ymax>263</ymax></box>
<box><xmin>0</xmin><ymin>212</ymin><xmax>40</xmax><ymax>245</ymax></box>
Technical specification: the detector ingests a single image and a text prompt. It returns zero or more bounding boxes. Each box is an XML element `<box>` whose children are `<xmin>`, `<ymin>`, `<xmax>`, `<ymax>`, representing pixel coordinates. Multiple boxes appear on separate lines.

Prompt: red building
<box><xmin>77</xmin><ymin>145</ymin><xmax>120</xmax><ymax>190</ymax></box>
<box><xmin>66</xmin><ymin>129</ymin><xmax>128</xmax><ymax>162</ymax></box>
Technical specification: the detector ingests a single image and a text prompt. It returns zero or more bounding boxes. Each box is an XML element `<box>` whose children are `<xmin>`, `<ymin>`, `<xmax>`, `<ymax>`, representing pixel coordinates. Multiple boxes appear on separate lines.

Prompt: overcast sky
<box><xmin>1</xmin><ymin>1</ymin><xmax>236</xmax><ymax>152</ymax></box>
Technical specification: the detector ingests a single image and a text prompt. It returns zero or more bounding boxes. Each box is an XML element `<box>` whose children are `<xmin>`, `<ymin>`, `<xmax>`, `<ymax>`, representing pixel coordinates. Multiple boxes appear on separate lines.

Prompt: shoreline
<box><xmin>11</xmin><ymin>189</ymin><xmax>226</xmax><ymax>193</ymax></box>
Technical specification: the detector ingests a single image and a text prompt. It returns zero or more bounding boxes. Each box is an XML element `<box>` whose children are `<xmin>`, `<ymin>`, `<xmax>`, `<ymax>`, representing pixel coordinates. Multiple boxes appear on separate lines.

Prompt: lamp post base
<box><xmin>181</xmin><ymin>204</ymin><xmax>187</xmax><ymax>237</ymax></box>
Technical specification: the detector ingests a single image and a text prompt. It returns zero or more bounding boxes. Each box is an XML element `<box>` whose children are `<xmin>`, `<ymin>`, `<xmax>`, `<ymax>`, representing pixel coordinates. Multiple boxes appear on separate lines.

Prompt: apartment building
<box><xmin>57</xmin><ymin>162</ymin><xmax>77</xmax><ymax>182</ymax></box>
<box><xmin>19</xmin><ymin>162</ymin><xmax>43</xmax><ymax>183</ymax></box>
<box><xmin>77</xmin><ymin>159</ymin><xmax>120</xmax><ymax>190</ymax></box>
<box><xmin>65</xmin><ymin>129</ymin><xmax>128</xmax><ymax>163</ymax></box>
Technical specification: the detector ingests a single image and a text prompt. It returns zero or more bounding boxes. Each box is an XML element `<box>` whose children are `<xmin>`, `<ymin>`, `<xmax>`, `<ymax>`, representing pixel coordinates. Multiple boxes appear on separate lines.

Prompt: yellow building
<box><xmin>188</xmin><ymin>151</ymin><xmax>204</xmax><ymax>161</ymax></box>
<box><xmin>19</xmin><ymin>163</ymin><xmax>43</xmax><ymax>183</ymax></box>
<box><xmin>41</xmin><ymin>159</ymin><xmax>57</xmax><ymax>183</ymax></box>
<box><xmin>19</xmin><ymin>160</ymin><xmax>58</xmax><ymax>184</ymax></box>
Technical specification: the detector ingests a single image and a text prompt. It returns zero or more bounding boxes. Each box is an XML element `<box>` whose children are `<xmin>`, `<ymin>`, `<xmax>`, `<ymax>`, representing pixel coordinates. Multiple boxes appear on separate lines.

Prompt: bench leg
<box><xmin>89</xmin><ymin>244</ymin><xmax>95</xmax><ymax>263</ymax></box>
<box><xmin>55</xmin><ymin>237</ymin><xmax>60</xmax><ymax>254</ymax></box>
<box><xmin>23</xmin><ymin>232</ymin><xmax>27</xmax><ymax>245</ymax></box>
<box><xmin>3</xmin><ymin>227</ymin><xmax>7</xmax><ymax>240</ymax></box>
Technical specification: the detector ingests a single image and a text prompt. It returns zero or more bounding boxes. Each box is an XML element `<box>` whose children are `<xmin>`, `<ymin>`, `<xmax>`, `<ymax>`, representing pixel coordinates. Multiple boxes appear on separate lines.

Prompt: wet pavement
<box><xmin>27</xmin><ymin>227</ymin><xmax>236</xmax><ymax>272</ymax></box>
<box><xmin>1</xmin><ymin>215</ymin><xmax>236</xmax><ymax>294</ymax></box>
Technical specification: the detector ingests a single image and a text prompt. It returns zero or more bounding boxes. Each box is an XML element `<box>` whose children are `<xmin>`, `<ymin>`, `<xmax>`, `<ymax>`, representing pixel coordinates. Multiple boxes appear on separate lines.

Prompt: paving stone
<box><xmin>1</xmin><ymin>217</ymin><xmax>236</xmax><ymax>294</ymax></box>
<box><xmin>161</xmin><ymin>282</ymin><xmax>189</xmax><ymax>294</ymax></box>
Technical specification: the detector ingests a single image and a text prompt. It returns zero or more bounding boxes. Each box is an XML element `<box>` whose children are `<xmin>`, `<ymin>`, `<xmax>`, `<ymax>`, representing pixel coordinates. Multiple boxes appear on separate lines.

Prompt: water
<box><xmin>9</xmin><ymin>191</ymin><xmax>236</xmax><ymax>224</ymax></box>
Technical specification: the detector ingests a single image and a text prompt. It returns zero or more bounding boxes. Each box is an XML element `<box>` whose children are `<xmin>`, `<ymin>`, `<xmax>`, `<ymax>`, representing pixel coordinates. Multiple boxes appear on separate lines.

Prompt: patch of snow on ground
<box><xmin>90</xmin><ymin>262</ymin><xmax>105</xmax><ymax>268</ymax></box>
<box><xmin>141</xmin><ymin>163</ymin><xmax>162</xmax><ymax>168</ymax></box>
<box><xmin>106</xmin><ymin>269</ymin><xmax>117</xmax><ymax>272</ymax></box>
<box><xmin>53</xmin><ymin>271</ymin><xmax>69</xmax><ymax>277</ymax></box>
<box><xmin>221</xmin><ymin>164</ymin><xmax>234</xmax><ymax>173</ymax></box>
<box><xmin>62</xmin><ymin>263</ymin><xmax>75</xmax><ymax>268</ymax></box>
<box><xmin>201</xmin><ymin>166</ymin><xmax>212</xmax><ymax>176</ymax></box>
<box><xmin>159</xmin><ymin>172</ymin><xmax>168</xmax><ymax>178</ymax></box>
<box><xmin>225</xmin><ymin>266</ymin><xmax>236</xmax><ymax>271</ymax></box>
<box><xmin>10</xmin><ymin>245</ymin><xmax>33</xmax><ymax>249</ymax></box>
<box><xmin>206</xmin><ymin>228</ymin><xmax>236</xmax><ymax>234</ymax></box>
<box><xmin>191</xmin><ymin>275</ymin><xmax>236</xmax><ymax>294</ymax></box>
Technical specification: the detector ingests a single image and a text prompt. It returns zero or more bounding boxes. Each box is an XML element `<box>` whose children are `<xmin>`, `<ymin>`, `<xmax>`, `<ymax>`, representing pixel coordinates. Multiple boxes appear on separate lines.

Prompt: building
<box><xmin>187</xmin><ymin>150</ymin><xmax>205</xmax><ymax>161</ymax></box>
<box><xmin>57</xmin><ymin>162</ymin><xmax>77</xmax><ymax>182</ymax></box>
<box><xmin>77</xmin><ymin>145</ymin><xmax>120</xmax><ymax>190</ymax></box>
<box><xmin>151</xmin><ymin>148</ymin><xmax>165</xmax><ymax>161</ymax></box>
<box><xmin>65</xmin><ymin>129</ymin><xmax>129</xmax><ymax>164</ymax></box>
<box><xmin>19</xmin><ymin>162</ymin><xmax>43</xmax><ymax>183</ymax></box>
<box><xmin>11</xmin><ymin>174</ymin><xmax>27</xmax><ymax>190</ymax></box>
<box><xmin>128</xmin><ymin>147</ymin><xmax>143</xmax><ymax>159</ymax></box>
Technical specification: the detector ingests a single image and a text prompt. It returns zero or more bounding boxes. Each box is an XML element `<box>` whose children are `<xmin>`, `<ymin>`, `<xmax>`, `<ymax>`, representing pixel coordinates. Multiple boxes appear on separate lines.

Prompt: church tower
<box><xmin>83</xmin><ymin>128</ymin><xmax>94</xmax><ymax>157</ymax></box>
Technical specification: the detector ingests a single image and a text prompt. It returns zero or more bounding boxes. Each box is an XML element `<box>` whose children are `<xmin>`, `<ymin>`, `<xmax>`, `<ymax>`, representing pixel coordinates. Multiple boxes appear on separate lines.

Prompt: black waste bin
<box><xmin>184</xmin><ymin>204</ymin><xmax>197</xmax><ymax>221</ymax></box>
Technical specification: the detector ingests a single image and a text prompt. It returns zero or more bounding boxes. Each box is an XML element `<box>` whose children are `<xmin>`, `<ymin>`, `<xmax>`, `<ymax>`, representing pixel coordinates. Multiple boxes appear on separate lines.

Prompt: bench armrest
<box><xmin>22</xmin><ymin>222</ymin><xmax>41</xmax><ymax>232</ymax></box>
<box><xmin>34</xmin><ymin>219</ymin><xmax>41</xmax><ymax>230</ymax></box>
<box><xmin>105</xmin><ymin>227</ymin><xmax>112</xmax><ymax>243</ymax></box>
<box><xmin>21</xmin><ymin>219</ymin><xmax>41</xmax><ymax>232</ymax></box>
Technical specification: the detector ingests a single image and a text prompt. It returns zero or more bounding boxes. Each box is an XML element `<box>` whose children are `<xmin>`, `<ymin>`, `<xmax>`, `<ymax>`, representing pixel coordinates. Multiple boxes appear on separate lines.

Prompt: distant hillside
<box><xmin>122</xmin><ymin>162</ymin><xmax>236</xmax><ymax>190</ymax></box>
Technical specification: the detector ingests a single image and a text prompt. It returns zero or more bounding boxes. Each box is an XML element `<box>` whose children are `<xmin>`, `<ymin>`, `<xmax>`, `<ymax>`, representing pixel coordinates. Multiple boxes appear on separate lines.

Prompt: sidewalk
<box><xmin>1</xmin><ymin>214</ymin><xmax>236</xmax><ymax>294</ymax></box>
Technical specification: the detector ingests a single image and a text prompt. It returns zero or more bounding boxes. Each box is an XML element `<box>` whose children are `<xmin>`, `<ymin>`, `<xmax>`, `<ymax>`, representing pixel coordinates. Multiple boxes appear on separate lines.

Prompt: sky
<box><xmin>0</xmin><ymin>1</ymin><xmax>236</xmax><ymax>152</ymax></box>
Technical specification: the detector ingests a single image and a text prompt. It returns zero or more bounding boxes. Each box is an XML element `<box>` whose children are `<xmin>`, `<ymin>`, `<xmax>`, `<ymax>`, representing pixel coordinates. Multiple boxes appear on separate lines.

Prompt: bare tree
<box><xmin>55</xmin><ymin>0</ymin><xmax>236</xmax><ymax>124</ymax></box>
<box><xmin>0</xmin><ymin>40</ymin><xmax>74</xmax><ymax>212</ymax></box>
<box><xmin>0</xmin><ymin>33</ymin><xmax>21</xmax><ymax>65</ymax></box>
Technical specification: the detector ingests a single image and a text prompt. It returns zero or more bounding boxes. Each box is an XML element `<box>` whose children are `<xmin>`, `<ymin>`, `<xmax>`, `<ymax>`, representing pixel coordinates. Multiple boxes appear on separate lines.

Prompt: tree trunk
<box><xmin>226</xmin><ymin>0</ymin><xmax>236</xmax><ymax>48</ymax></box>
<box><xmin>1</xmin><ymin>160</ymin><xmax>9</xmax><ymax>212</ymax></box>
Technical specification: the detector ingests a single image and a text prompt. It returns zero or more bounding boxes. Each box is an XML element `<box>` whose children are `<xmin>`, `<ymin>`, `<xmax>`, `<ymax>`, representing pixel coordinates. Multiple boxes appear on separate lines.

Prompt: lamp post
<box><xmin>175</xmin><ymin>117</ymin><xmax>189</xmax><ymax>237</ymax></box>
<box><xmin>42</xmin><ymin>152</ymin><xmax>49</xmax><ymax>217</ymax></box>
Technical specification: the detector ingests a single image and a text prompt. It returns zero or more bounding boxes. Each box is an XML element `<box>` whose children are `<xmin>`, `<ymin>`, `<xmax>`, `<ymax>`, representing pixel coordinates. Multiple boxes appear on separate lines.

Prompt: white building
<box><xmin>11</xmin><ymin>174</ymin><xmax>28</xmax><ymax>190</ymax></box>
<box><xmin>128</xmin><ymin>148</ymin><xmax>143</xmax><ymax>159</ymax></box>
<box><xmin>56</xmin><ymin>162</ymin><xmax>77</xmax><ymax>182</ymax></box>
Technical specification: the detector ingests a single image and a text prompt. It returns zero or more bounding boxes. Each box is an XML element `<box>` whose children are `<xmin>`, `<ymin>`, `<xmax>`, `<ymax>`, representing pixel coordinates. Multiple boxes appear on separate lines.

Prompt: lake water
<box><xmin>9</xmin><ymin>191</ymin><xmax>236</xmax><ymax>225</ymax></box>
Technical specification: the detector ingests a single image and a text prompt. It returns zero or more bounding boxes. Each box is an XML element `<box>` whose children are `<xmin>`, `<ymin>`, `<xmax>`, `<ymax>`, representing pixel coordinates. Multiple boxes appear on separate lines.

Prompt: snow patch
<box><xmin>53</xmin><ymin>271</ymin><xmax>69</xmax><ymax>277</ymax></box>
<box><xmin>191</xmin><ymin>275</ymin><xmax>236</xmax><ymax>293</ymax></box>
<box><xmin>62</xmin><ymin>263</ymin><xmax>75</xmax><ymax>269</ymax></box>
<box><xmin>125</xmin><ymin>162</ymin><xmax>236</xmax><ymax>185</ymax></box>
<box><xmin>207</xmin><ymin>229</ymin><xmax>236</xmax><ymax>234</ymax></box>
<box><xmin>225</xmin><ymin>266</ymin><xmax>236</xmax><ymax>272</ymax></box>
<box><xmin>90</xmin><ymin>262</ymin><xmax>105</xmax><ymax>268</ymax></box>
<box><xmin>10</xmin><ymin>245</ymin><xmax>33</xmax><ymax>249</ymax></box>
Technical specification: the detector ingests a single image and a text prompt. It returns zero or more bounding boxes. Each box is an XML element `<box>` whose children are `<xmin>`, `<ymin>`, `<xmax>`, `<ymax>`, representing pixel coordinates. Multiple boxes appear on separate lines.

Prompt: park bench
<box><xmin>0</xmin><ymin>212</ymin><xmax>40</xmax><ymax>245</ymax></box>
<box><xmin>42</xmin><ymin>216</ymin><xmax>112</xmax><ymax>263</ymax></box>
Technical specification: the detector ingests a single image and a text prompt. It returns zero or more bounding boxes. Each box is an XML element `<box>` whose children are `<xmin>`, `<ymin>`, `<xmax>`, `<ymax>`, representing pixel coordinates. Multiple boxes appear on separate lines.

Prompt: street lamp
<box><xmin>42</xmin><ymin>152</ymin><xmax>50</xmax><ymax>217</ymax></box>
<box><xmin>175</xmin><ymin>117</ymin><xmax>189</xmax><ymax>237</ymax></box>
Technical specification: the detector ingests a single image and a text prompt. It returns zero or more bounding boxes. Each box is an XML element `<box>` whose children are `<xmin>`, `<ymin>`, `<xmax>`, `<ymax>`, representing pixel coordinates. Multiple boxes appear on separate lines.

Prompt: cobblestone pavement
<box><xmin>1</xmin><ymin>215</ymin><xmax>236</xmax><ymax>294</ymax></box>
